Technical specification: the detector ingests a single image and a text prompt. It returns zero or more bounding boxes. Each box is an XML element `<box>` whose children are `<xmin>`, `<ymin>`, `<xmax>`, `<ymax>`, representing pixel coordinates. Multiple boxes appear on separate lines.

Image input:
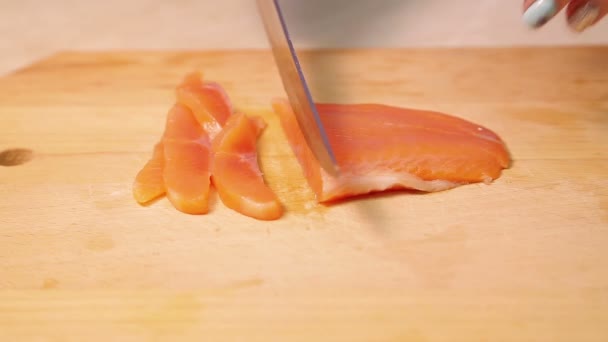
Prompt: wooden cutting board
<box><xmin>1</xmin><ymin>47</ymin><xmax>607</xmax><ymax>341</ymax></box>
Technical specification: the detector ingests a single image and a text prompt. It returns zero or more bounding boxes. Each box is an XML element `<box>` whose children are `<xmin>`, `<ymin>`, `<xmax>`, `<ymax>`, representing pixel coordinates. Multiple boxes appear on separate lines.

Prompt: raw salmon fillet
<box><xmin>273</xmin><ymin>99</ymin><xmax>511</xmax><ymax>203</ymax></box>
<box><xmin>133</xmin><ymin>72</ymin><xmax>233</xmax><ymax>212</ymax></box>
<box><xmin>211</xmin><ymin>113</ymin><xmax>283</xmax><ymax>220</ymax></box>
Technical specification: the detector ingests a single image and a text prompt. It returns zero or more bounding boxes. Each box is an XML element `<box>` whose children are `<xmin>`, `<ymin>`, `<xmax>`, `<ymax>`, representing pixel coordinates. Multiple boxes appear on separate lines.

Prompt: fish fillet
<box><xmin>273</xmin><ymin>98</ymin><xmax>511</xmax><ymax>203</ymax></box>
<box><xmin>211</xmin><ymin>113</ymin><xmax>283</xmax><ymax>220</ymax></box>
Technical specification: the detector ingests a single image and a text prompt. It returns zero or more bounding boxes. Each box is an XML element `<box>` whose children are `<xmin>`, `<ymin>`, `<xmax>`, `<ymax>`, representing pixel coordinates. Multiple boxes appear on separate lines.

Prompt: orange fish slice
<box><xmin>133</xmin><ymin>72</ymin><xmax>234</xmax><ymax>211</ymax></box>
<box><xmin>133</xmin><ymin>142</ymin><xmax>165</xmax><ymax>204</ymax></box>
<box><xmin>211</xmin><ymin>113</ymin><xmax>283</xmax><ymax>220</ymax></box>
<box><xmin>176</xmin><ymin>72</ymin><xmax>232</xmax><ymax>139</ymax></box>
<box><xmin>273</xmin><ymin>99</ymin><xmax>511</xmax><ymax>203</ymax></box>
<box><xmin>162</xmin><ymin>104</ymin><xmax>212</xmax><ymax>214</ymax></box>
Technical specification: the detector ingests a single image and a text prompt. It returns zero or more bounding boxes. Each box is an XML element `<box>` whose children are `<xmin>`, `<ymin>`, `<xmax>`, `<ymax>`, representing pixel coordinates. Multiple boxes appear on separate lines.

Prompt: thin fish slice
<box><xmin>211</xmin><ymin>113</ymin><xmax>283</xmax><ymax>220</ymax></box>
<box><xmin>176</xmin><ymin>72</ymin><xmax>232</xmax><ymax>139</ymax></box>
<box><xmin>163</xmin><ymin>104</ymin><xmax>212</xmax><ymax>214</ymax></box>
<box><xmin>133</xmin><ymin>72</ymin><xmax>234</xmax><ymax>210</ymax></box>
<box><xmin>133</xmin><ymin>142</ymin><xmax>165</xmax><ymax>204</ymax></box>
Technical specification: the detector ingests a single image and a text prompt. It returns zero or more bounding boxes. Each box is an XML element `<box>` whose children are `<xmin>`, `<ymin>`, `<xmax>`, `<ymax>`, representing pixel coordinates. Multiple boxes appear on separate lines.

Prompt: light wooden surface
<box><xmin>1</xmin><ymin>47</ymin><xmax>607</xmax><ymax>341</ymax></box>
<box><xmin>3</xmin><ymin>0</ymin><xmax>608</xmax><ymax>75</ymax></box>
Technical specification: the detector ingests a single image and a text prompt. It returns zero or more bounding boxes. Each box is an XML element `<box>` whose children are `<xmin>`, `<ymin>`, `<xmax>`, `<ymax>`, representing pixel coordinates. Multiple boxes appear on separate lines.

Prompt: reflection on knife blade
<box><xmin>256</xmin><ymin>0</ymin><xmax>339</xmax><ymax>176</ymax></box>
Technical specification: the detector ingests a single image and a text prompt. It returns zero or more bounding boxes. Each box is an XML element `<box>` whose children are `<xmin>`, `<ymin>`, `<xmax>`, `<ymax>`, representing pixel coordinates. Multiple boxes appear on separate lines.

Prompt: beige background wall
<box><xmin>1</xmin><ymin>0</ymin><xmax>607</xmax><ymax>75</ymax></box>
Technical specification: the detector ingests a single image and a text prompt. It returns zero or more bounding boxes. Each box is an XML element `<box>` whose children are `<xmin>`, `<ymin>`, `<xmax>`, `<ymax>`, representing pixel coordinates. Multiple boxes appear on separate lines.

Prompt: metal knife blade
<box><xmin>256</xmin><ymin>0</ymin><xmax>339</xmax><ymax>176</ymax></box>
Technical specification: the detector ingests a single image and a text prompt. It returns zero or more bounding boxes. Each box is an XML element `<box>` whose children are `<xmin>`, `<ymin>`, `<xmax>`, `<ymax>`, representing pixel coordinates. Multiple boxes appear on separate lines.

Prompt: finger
<box><xmin>566</xmin><ymin>0</ymin><xmax>608</xmax><ymax>32</ymax></box>
<box><xmin>523</xmin><ymin>0</ymin><xmax>569</xmax><ymax>28</ymax></box>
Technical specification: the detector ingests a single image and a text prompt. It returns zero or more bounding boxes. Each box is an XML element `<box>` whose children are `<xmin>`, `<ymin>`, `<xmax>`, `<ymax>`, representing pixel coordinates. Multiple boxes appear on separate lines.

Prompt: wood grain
<box><xmin>0</xmin><ymin>47</ymin><xmax>607</xmax><ymax>341</ymax></box>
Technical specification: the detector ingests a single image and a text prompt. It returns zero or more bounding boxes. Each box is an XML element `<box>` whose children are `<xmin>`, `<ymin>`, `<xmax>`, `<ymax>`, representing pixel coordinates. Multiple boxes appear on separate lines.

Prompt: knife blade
<box><xmin>256</xmin><ymin>0</ymin><xmax>339</xmax><ymax>176</ymax></box>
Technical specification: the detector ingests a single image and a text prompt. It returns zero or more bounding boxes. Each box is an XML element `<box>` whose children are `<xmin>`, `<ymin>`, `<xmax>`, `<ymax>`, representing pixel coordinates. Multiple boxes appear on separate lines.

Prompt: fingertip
<box><xmin>523</xmin><ymin>0</ymin><xmax>559</xmax><ymax>28</ymax></box>
<box><xmin>567</xmin><ymin>0</ymin><xmax>603</xmax><ymax>32</ymax></box>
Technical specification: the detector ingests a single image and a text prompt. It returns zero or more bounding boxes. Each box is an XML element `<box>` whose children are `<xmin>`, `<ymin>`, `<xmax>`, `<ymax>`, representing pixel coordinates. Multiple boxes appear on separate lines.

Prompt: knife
<box><xmin>256</xmin><ymin>0</ymin><xmax>339</xmax><ymax>176</ymax></box>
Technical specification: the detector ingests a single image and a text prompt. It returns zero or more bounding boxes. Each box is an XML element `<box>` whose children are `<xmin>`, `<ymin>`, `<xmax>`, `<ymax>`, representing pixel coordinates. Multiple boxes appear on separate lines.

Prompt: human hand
<box><xmin>523</xmin><ymin>0</ymin><xmax>606</xmax><ymax>31</ymax></box>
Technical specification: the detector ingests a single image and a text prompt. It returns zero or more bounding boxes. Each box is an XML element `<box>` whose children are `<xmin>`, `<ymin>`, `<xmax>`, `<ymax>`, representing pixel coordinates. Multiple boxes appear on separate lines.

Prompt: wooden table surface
<box><xmin>0</xmin><ymin>47</ymin><xmax>607</xmax><ymax>341</ymax></box>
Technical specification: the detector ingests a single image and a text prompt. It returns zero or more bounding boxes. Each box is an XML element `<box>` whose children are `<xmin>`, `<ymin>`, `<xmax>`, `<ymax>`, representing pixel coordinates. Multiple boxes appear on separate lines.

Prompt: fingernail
<box><xmin>523</xmin><ymin>0</ymin><xmax>558</xmax><ymax>28</ymax></box>
<box><xmin>568</xmin><ymin>1</ymin><xmax>600</xmax><ymax>32</ymax></box>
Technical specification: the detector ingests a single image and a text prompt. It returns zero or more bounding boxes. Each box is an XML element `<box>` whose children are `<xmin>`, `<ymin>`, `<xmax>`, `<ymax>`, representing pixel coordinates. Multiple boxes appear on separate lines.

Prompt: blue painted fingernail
<box><xmin>523</xmin><ymin>0</ymin><xmax>557</xmax><ymax>28</ymax></box>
